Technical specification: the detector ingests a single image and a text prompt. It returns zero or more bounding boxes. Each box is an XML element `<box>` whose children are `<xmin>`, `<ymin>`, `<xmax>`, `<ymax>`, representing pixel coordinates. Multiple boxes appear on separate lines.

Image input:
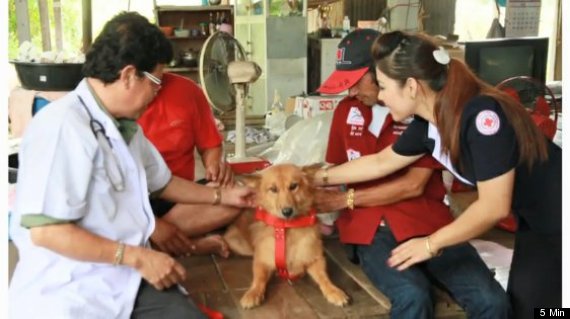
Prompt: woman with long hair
<box><xmin>314</xmin><ymin>31</ymin><xmax>561</xmax><ymax>319</ymax></box>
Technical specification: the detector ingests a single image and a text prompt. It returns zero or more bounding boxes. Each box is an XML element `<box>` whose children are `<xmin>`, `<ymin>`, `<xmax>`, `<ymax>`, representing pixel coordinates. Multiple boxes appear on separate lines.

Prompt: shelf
<box><xmin>167</xmin><ymin>35</ymin><xmax>209</xmax><ymax>40</ymax></box>
<box><xmin>165</xmin><ymin>67</ymin><xmax>199</xmax><ymax>72</ymax></box>
<box><xmin>156</xmin><ymin>5</ymin><xmax>233</xmax><ymax>12</ymax></box>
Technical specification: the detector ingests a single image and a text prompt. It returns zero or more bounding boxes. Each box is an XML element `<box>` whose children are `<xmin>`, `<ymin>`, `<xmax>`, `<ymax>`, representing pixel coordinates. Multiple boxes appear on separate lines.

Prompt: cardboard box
<box><xmin>293</xmin><ymin>95</ymin><xmax>344</xmax><ymax>119</ymax></box>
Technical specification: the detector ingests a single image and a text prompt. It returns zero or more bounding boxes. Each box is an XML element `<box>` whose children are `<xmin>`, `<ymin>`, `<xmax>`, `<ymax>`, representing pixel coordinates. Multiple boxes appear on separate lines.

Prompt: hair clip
<box><xmin>433</xmin><ymin>46</ymin><xmax>450</xmax><ymax>65</ymax></box>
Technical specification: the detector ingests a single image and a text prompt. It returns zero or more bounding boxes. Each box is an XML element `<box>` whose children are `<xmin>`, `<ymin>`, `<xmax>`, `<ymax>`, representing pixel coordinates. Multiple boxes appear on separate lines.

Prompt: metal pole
<box><xmin>53</xmin><ymin>0</ymin><xmax>63</xmax><ymax>51</ymax></box>
<box><xmin>82</xmin><ymin>0</ymin><xmax>92</xmax><ymax>53</ymax></box>
<box><xmin>37</xmin><ymin>0</ymin><xmax>52</xmax><ymax>51</ymax></box>
<box><xmin>15</xmin><ymin>0</ymin><xmax>31</xmax><ymax>44</ymax></box>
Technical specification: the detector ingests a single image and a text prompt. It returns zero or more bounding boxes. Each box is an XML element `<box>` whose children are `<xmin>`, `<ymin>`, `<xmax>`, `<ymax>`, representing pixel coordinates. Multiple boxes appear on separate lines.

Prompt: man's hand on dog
<box><xmin>206</xmin><ymin>161</ymin><xmax>234</xmax><ymax>187</ymax></box>
<box><xmin>150</xmin><ymin>218</ymin><xmax>195</xmax><ymax>256</ymax></box>
<box><xmin>221</xmin><ymin>185</ymin><xmax>256</xmax><ymax>208</ymax></box>
<box><xmin>314</xmin><ymin>187</ymin><xmax>347</xmax><ymax>212</ymax></box>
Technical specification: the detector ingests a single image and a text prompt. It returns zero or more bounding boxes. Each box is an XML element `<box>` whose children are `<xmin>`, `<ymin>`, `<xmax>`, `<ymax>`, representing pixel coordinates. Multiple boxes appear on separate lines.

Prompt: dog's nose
<box><xmin>282</xmin><ymin>207</ymin><xmax>294</xmax><ymax>218</ymax></box>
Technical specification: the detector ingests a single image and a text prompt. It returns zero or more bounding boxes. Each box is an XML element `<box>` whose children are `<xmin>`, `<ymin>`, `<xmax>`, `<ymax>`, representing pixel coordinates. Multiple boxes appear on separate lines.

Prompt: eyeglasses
<box><xmin>143</xmin><ymin>71</ymin><xmax>162</xmax><ymax>90</ymax></box>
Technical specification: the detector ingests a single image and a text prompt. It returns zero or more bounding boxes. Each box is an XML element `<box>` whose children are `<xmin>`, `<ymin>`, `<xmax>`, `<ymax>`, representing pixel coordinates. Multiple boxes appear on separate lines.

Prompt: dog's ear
<box><xmin>301</xmin><ymin>163</ymin><xmax>325</xmax><ymax>183</ymax></box>
<box><xmin>236</xmin><ymin>174</ymin><xmax>261</xmax><ymax>189</ymax></box>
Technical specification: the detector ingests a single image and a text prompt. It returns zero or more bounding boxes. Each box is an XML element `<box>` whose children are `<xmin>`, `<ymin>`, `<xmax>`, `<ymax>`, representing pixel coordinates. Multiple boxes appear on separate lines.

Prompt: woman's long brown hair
<box><xmin>372</xmin><ymin>31</ymin><xmax>548</xmax><ymax>169</ymax></box>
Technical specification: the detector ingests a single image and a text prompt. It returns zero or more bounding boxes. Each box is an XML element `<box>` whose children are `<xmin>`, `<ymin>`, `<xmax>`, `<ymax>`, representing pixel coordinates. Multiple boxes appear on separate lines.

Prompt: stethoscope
<box><xmin>77</xmin><ymin>95</ymin><xmax>125</xmax><ymax>192</ymax></box>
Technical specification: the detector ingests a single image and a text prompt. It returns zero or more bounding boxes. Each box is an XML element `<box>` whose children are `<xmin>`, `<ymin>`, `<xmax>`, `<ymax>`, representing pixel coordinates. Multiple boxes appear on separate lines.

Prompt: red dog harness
<box><xmin>255</xmin><ymin>207</ymin><xmax>318</xmax><ymax>280</ymax></box>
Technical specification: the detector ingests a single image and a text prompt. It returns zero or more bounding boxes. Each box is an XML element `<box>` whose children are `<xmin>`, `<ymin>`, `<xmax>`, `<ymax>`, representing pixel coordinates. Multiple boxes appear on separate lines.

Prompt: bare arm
<box><xmin>30</xmin><ymin>223</ymin><xmax>186</xmax><ymax>290</ymax></box>
<box><xmin>160</xmin><ymin>175</ymin><xmax>254</xmax><ymax>208</ymax></box>
<box><xmin>199</xmin><ymin>146</ymin><xmax>222</xmax><ymax>169</ymax></box>
<box><xmin>388</xmin><ymin>168</ymin><xmax>514</xmax><ymax>270</ymax></box>
<box><xmin>199</xmin><ymin>146</ymin><xmax>234</xmax><ymax>186</ymax></box>
<box><xmin>314</xmin><ymin>146</ymin><xmax>424</xmax><ymax>186</ymax></box>
<box><xmin>315</xmin><ymin>167</ymin><xmax>433</xmax><ymax>212</ymax></box>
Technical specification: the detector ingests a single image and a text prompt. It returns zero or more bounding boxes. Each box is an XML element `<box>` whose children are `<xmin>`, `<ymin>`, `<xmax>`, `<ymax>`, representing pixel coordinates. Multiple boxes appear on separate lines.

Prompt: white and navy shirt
<box><xmin>392</xmin><ymin>95</ymin><xmax>562</xmax><ymax>234</ymax></box>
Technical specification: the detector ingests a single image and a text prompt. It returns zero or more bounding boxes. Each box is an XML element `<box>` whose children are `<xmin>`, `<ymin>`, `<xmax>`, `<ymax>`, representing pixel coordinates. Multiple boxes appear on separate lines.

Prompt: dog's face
<box><xmin>243</xmin><ymin>164</ymin><xmax>315</xmax><ymax>219</ymax></box>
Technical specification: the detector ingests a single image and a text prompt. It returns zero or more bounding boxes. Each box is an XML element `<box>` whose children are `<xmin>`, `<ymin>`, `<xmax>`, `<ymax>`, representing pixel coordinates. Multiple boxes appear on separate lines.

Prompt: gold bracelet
<box><xmin>322</xmin><ymin>167</ymin><xmax>329</xmax><ymax>186</ymax></box>
<box><xmin>113</xmin><ymin>242</ymin><xmax>125</xmax><ymax>266</ymax></box>
<box><xmin>425</xmin><ymin>236</ymin><xmax>442</xmax><ymax>257</ymax></box>
<box><xmin>212</xmin><ymin>187</ymin><xmax>222</xmax><ymax>205</ymax></box>
<box><xmin>346</xmin><ymin>188</ymin><xmax>355</xmax><ymax>210</ymax></box>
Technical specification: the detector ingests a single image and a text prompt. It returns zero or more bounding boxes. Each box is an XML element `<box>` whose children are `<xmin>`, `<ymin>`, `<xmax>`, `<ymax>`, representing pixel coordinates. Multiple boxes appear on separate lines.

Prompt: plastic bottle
<box><xmin>265</xmin><ymin>89</ymin><xmax>286</xmax><ymax>137</ymax></box>
<box><xmin>271</xmin><ymin>89</ymin><xmax>283</xmax><ymax>111</ymax></box>
<box><xmin>343</xmin><ymin>16</ymin><xmax>351</xmax><ymax>32</ymax></box>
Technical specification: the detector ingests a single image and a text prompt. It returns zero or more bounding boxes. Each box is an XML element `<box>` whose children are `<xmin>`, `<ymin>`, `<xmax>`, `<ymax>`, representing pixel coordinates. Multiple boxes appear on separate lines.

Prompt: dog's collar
<box><xmin>254</xmin><ymin>207</ymin><xmax>317</xmax><ymax>281</ymax></box>
<box><xmin>254</xmin><ymin>207</ymin><xmax>317</xmax><ymax>228</ymax></box>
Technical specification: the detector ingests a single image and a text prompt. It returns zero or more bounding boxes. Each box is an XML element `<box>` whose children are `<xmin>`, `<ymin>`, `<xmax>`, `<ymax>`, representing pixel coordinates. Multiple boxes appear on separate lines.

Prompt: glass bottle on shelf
<box><xmin>215</xmin><ymin>12</ymin><xmax>221</xmax><ymax>31</ymax></box>
<box><xmin>209</xmin><ymin>13</ymin><xmax>216</xmax><ymax>35</ymax></box>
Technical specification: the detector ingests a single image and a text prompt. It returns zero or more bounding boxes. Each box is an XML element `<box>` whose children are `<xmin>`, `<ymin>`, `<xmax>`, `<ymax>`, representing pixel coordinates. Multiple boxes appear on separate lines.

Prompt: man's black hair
<box><xmin>83</xmin><ymin>12</ymin><xmax>173</xmax><ymax>83</ymax></box>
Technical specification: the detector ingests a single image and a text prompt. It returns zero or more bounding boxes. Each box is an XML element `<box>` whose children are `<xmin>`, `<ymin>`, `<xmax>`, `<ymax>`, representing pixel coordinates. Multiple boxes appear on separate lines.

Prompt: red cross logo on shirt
<box><xmin>476</xmin><ymin>110</ymin><xmax>501</xmax><ymax>136</ymax></box>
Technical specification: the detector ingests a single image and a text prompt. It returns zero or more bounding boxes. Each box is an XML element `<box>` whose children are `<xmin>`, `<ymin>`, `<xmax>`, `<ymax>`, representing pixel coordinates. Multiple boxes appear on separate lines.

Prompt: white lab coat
<box><xmin>9</xmin><ymin>80</ymin><xmax>171</xmax><ymax>319</ymax></box>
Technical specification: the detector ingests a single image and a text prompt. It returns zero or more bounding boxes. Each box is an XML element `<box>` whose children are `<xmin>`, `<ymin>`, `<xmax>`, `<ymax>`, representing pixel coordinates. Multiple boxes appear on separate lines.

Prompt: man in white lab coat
<box><xmin>8</xmin><ymin>12</ymin><xmax>254</xmax><ymax>319</ymax></box>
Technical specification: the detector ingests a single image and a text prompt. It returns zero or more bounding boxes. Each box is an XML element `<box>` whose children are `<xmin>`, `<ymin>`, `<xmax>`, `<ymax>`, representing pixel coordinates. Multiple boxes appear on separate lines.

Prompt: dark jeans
<box><xmin>131</xmin><ymin>280</ymin><xmax>207</xmax><ymax>319</ymax></box>
<box><xmin>355</xmin><ymin>226</ymin><xmax>511</xmax><ymax>319</ymax></box>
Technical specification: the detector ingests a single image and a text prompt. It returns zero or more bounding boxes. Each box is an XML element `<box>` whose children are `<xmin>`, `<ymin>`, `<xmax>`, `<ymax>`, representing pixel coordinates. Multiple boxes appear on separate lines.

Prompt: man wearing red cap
<box><xmin>315</xmin><ymin>29</ymin><xmax>509</xmax><ymax>318</ymax></box>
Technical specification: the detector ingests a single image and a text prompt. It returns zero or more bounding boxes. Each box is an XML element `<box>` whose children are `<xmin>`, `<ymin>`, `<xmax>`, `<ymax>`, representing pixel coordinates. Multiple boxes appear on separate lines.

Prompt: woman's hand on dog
<box><xmin>125</xmin><ymin>245</ymin><xmax>187</xmax><ymax>290</ymax></box>
<box><xmin>150</xmin><ymin>218</ymin><xmax>196</xmax><ymax>256</ymax></box>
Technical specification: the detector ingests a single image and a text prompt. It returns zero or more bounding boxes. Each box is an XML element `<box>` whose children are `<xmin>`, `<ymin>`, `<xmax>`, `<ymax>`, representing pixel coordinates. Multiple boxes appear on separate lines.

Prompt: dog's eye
<box><xmin>269</xmin><ymin>186</ymin><xmax>278</xmax><ymax>193</ymax></box>
<box><xmin>289</xmin><ymin>183</ymin><xmax>298</xmax><ymax>191</ymax></box>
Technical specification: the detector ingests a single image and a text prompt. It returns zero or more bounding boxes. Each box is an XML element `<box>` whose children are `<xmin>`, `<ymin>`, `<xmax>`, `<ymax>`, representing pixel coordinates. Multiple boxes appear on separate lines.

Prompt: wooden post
<box><xmin>37</xmin><ymin>0</ymin><xmax>52</xmax><ymax>51</ymax></box>
<box><xmin>554</xmin><ymin>0</ymin><xmax>561</xmax><ymax>80</ymax></box>
<box><xmin>53</xmin><ymin>0</ymin><xmax>63</xmax><ymax>51</ymax></box>
<box><xmin>15</xmin><ymin>0</ymin><xmax>31</xmax><ymax>44</ymax></box>
<box><xmin>82</xmin><ymin>0</ymin><xmax>92</xmax><ymax>53</ymax></box>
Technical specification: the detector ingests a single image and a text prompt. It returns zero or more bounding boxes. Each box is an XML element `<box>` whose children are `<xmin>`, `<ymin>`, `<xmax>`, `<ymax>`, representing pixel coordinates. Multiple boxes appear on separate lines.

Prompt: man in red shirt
<box><xmin>315</xmin><ymin>30</ymin><xmax>509</xmax><ymax>318</ymax></box>
<box><xmin>138</xmin><ymin>73</ymin><xmax>239</xmax><ymax>258</ymax></box>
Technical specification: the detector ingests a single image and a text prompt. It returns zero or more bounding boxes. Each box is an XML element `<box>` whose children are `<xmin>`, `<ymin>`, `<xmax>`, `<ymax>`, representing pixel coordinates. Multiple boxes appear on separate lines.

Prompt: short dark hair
<box><xmin>83</xmin><ymin>12</ymin><xmax>173</xmax><ymax>83</ymax></box>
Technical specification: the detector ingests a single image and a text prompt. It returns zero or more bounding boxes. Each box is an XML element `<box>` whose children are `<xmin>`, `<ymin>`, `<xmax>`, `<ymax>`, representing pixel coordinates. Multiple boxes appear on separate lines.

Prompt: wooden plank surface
<box><xmin>179</xmin><ymin>254</ymin><xmax>226</xmax><ymax>293</ymax></box>
<box><xmin>176</xmin><ymin>228</ymin><xmax>514</xmax><ymax>318</ymax></box>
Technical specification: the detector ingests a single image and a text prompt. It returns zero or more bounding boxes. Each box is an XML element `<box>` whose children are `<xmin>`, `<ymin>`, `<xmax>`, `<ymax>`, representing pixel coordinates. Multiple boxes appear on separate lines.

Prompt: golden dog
<box><xmin>223</xmin><ymin>164</ymin><xmax>349</xmax><ymax>309</ymax></box>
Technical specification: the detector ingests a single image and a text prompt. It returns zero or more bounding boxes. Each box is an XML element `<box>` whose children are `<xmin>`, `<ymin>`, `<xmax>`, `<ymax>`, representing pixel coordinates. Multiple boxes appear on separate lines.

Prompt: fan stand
<box><xmin>226</xmin><ymin>61</ymin><xmax>271</xmax><ymax>172</ymax></box>
<box><xmin>199</xmin><ymin>32</ymin><xmax>270</xmax><ymax>173</ymax></box>
<box><xmin>230</xmin><ymin>83</ymin><xmax>255</xmax><ymax>162</ymax></box>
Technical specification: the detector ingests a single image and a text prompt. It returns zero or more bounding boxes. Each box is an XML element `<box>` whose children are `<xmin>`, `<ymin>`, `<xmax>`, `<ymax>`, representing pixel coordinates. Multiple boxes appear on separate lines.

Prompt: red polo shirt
<box><xmin>138</xmin><ymin>73</ymin><xmax>222</xmax><ymax>181</ymax></box>
<box><xmin>326</xmin><ymin>97</ymin><xmax>454</xmax><ymax>244</ymax></box>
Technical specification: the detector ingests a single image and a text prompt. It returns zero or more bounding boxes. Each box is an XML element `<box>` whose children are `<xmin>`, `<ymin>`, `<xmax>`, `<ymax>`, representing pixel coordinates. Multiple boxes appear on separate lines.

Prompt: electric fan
<box><xmin>492</xmin><ymin>76</ymin><xmax>560</xmax><ymax>232</ymax></box>
<box><xmin>496</xmin><ymin>76</ymin><xmax>559</xmax><ymax>140</ymax></box>
<box><xmin>199</xmin><ymin>32</ymin><xmax>270</xmax><ymax>173</ymax></box>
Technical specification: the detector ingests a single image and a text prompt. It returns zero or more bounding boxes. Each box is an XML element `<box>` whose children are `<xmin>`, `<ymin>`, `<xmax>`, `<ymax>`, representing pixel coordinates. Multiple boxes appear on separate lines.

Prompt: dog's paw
<box><xmin>240</xmin><ymin>289</ymin><xmax>265</xmax><ymax>309</ymax></box>
<box><xmin>324</xmin><ymin>287</ymin><xmax>350</xmax><ymax>307</ymax></box>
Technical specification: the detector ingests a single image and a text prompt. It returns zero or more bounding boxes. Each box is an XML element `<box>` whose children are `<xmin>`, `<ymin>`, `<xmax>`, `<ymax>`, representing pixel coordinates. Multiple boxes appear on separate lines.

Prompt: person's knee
<box><xmin>389</xmin><ymin>285</ymin><xmax>433</xmax><ymax>317</ymax></box>
<box><xmin>467</xmin><ymin>287</ymin><xmax>510</xmax><ymax>319</ymax></box>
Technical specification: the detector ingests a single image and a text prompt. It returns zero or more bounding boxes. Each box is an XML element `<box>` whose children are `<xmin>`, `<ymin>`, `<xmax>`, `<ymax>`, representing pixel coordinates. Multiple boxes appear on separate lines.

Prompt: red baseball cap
<box><xmin>318</xmin><ymin>29</ymin><xmax>381</xmax><ymax>94</ymax></box>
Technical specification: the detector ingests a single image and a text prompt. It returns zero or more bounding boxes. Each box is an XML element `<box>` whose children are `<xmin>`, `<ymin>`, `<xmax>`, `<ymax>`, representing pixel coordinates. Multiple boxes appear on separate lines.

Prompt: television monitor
<box><xmin>464</xmin><ymin>37</ymin><xmax>548</xmax><ymax>86</ymax></box>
